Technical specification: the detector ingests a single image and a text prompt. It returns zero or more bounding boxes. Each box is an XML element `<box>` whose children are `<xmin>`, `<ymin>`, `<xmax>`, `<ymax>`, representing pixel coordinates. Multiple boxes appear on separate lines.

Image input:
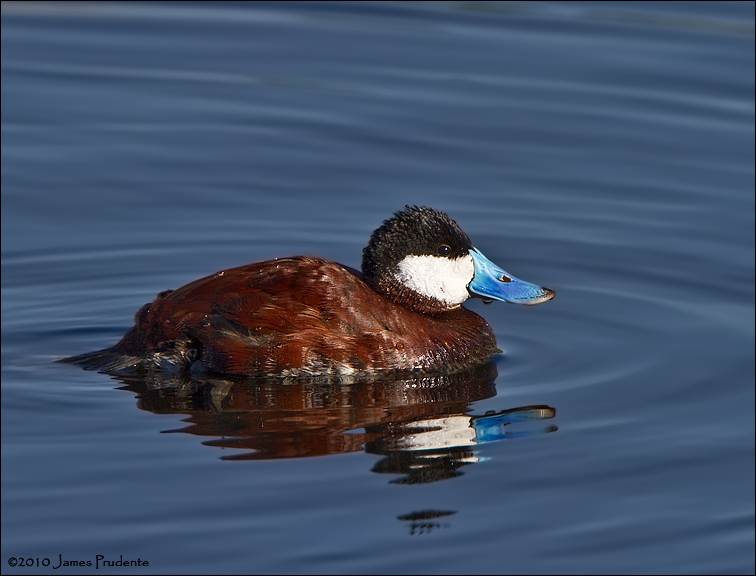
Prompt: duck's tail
<box><xmin>58</xmin><ymin>348</ymin><xmax>143</xmax><ymax>373</ymax></box>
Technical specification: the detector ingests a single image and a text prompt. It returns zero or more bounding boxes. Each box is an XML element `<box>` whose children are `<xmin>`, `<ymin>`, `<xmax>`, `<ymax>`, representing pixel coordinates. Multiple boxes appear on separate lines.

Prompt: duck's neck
<box><xmin>369</xmin><ymin>276</ymin><xmax>462</xmax><ymax>315</ymax></box>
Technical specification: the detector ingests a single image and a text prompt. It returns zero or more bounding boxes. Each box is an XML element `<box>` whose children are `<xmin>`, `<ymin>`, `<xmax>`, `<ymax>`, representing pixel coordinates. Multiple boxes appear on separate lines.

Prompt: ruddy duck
<box><xmin>63</xmin><ymin>206</ymin><xmax>554</xmax><ymax>377</ymax></box>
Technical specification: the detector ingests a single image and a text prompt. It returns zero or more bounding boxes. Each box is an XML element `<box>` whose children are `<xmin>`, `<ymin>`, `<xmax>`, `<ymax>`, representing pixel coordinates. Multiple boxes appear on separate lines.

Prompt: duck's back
<box><xmin>72</xmin><ymin>257</ymin><xmax>498</xmax><ymax>376</ymax></box>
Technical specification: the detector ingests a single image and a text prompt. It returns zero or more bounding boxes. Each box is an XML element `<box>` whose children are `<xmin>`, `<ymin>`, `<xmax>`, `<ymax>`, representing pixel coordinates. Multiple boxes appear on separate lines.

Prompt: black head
<box><xmin>362</xmin><ymin>206</ymin><xmax>475</xmax><ymax>313</ymax></box>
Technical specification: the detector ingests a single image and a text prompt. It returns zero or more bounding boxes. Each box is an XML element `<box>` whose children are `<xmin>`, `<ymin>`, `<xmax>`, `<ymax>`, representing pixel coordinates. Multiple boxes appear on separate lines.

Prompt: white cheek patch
<box><xmin>395</xmin><ymin>254</ymin><xmax>475</xmax><ymax>306</ymax></box>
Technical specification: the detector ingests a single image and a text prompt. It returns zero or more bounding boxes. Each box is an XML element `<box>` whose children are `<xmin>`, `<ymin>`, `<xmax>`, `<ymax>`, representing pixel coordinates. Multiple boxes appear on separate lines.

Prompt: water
<box><xmin>2</xmin><ymin>2</ymin><xmax>754</xmax><ymax>574</ymax></box>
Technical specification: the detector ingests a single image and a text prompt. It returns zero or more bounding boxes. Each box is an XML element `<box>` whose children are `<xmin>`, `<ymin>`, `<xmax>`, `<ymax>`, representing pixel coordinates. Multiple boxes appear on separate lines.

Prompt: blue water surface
<box><xmin>2</xmin><ymin>2</ymin><xmax>754</xmax><ymax>574</ymax></box>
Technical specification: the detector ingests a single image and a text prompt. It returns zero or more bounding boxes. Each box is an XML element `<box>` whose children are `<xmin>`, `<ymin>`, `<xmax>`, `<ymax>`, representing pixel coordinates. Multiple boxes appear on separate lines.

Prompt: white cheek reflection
<box><xmin>395</xmin><ymin>254</ymin><xmax>474</xmax><ymax>306</ymax></box>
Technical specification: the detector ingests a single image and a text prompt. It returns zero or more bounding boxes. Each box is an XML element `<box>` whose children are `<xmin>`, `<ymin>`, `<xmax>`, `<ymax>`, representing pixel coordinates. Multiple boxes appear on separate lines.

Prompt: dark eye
<box><xmin>437</xmin><ymin>244</ymin><xmax>451</xmax><ymax>256</ymax></box>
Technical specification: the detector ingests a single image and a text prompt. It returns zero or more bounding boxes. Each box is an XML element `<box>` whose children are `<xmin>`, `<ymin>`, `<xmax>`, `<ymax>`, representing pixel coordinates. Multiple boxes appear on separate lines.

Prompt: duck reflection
<box><xmin>111</xmin><ymin>362</ymin><xmax>556</xmax><ymax>482</ymax></box>
<box><xmin>398</xmin><ymin>510</ymin><xmax>457</xmax><ymax>536</ymax></box>
<box><xmin>369</xmin><ymin>403</ymin><xmax>556</xmax><ymax>484</ymax></box>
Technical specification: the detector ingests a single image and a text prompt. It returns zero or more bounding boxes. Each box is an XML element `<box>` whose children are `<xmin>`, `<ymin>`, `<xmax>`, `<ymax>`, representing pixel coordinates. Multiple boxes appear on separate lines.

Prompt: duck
<box><xmin>63</xmin><ymin>206</ymin><xmax>554</xmax><ymax>377</ymax></box>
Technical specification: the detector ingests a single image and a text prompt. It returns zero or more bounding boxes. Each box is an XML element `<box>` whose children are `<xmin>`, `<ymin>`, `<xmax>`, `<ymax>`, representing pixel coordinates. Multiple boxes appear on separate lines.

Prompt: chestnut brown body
<box><xmin>86</xmin><ymin>257</ymin><xmax>499</xmax><ymax>376</ymax></box>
